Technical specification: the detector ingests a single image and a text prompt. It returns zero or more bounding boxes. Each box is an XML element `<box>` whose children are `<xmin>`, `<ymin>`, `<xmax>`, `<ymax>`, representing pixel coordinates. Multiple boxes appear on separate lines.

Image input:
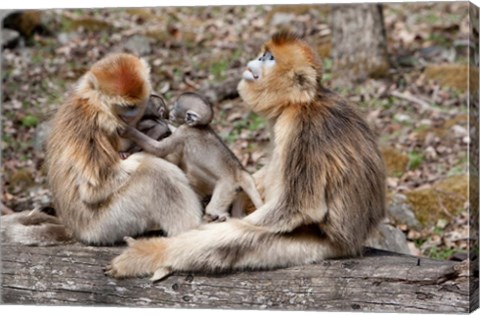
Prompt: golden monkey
<box><xmin>120</xmin><ymin>92</ymin><xmax>263</xmax><ymax>222</ymax></box>
<box><xmin>42</xmin><ymin>53</ymin><xmax>203</xmax><ymax>245</ymax></box>
<box><xmin>1</xmin><ymin>93</ymin><xmax>174</xmax><ymax>246</ymax></box>
<box><xmin>105</xmin><ymin>33</ymin><xmax>386</xmax><ymax>281</ymax></box>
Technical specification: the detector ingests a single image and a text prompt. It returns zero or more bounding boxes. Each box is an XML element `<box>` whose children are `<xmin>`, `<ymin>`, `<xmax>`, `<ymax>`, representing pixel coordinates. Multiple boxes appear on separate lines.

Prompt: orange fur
<box><xmin>238</xmin><ymin>34</ymin><xmax>320</xmax><ymax>119</ymax></box>
<box><xmin>266</xmin><ymin>33</ymin><xmax>320</xmax><ymax>72</ymax></box>
<box><xmin>91</xmin><ymin>53</ymin><xmax>150</xmax><ymax>102</ymax></box>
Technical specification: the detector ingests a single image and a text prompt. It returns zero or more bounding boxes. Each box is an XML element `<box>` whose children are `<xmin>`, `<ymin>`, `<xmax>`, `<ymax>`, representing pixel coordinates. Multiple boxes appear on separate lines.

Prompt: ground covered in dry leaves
<box><xmin>1</xmin><ymin>3</ymin><xmax>471</xmax><ymax>259</ymax></box>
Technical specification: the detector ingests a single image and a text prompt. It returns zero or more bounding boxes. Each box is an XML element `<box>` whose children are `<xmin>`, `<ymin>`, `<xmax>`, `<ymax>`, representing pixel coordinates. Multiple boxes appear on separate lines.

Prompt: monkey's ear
<box><xmin>85</xmin><ymin>72</ymin><xmax>100</xmax><ymax>91</ymax></box>
<box><xmin>292</xmin><ymin>67</ymin><xmax>317</xmax><ymax>91</ymax></box>
<box><xmin>149</xmin><ymin>94</ymin><xmax>168</xmax><ymax>118</ymax></box>
<box><xmin>185</xmin><ymin>110</ymin><xmax>200</xmax><ymax>126</ymax></box>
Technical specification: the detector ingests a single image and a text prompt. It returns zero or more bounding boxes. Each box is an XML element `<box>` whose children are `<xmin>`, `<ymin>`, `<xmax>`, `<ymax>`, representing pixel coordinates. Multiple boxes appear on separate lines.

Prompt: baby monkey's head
<box><xmin>169</xmin><ymin>92</ymin><xmax>213</xmax><ymax>127</ymax></box>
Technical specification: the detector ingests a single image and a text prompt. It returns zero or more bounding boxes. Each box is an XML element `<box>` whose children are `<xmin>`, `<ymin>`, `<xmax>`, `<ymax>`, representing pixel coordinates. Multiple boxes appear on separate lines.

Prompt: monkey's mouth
<box><xmin>242</xmin><ymin>68</ymin><xmax>259</xmax><ymax>81</ymax></box>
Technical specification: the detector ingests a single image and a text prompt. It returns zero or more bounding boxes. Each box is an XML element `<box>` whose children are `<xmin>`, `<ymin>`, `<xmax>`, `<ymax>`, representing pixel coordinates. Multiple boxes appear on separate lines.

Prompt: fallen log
<box><xmin>0</xmin><ymin>242</ymin><xmax>476</xmax><ymax>312</ymax></box>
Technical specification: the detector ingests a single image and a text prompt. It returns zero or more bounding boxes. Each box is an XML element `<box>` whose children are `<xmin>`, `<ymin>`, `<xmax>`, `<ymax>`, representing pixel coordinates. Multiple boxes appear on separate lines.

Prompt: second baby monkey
<box><xmin>120</xmin><ymin>92</ymin><xmax>263</xmax><ymax>222</ymax></box>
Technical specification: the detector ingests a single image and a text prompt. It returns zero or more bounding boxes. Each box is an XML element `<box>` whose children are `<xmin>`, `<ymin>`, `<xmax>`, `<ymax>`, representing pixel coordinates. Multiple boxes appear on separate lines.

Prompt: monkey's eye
<box><xmin>264</xmin><ymin>52</ymin><xmax>274</xmax><ymax>60</ymax></box>
<box><xmin>118</xmin><ymin>104</ymin><xmax>140</xmax><ymax>120</ymax></box>
<box><xmin>259</xmin><ymin>51</ymin><xmax>274</xmax><ymax>62</ymax></box>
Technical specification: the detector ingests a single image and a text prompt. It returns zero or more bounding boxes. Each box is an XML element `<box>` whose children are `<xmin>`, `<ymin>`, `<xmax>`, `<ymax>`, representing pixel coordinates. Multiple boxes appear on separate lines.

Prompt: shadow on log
<box><xmin>0</xmin><ymin>242</ymin><xmax>476</xmax><ymax>312</ymax></box>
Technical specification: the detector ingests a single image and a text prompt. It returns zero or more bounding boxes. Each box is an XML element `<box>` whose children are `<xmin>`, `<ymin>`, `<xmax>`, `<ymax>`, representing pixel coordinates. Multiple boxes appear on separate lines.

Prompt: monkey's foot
<box><xmin>203</xmin><ymin>213</ymin><xmax>228</xmax><ymax>223</ymax></box>
<box><xmin>104</xmin><ymin>238</ymin><xmax>171</xmax><ymax>281</ymax></box>
<box><xmin>119</xmin><ymin>152</ymin><xmax>130</xmax><ymax>160</ymax></box>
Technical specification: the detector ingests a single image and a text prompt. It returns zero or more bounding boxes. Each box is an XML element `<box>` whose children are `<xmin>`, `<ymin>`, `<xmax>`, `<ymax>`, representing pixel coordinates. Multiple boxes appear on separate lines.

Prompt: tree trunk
<box><xmin>331</xmin><ymin>4</ymin><xmax>389</xmax><ymax>87</ymax></box>
<box><xmin>1</xmin><ymin>243</ymin><xmax>475</xmax><ymax>312</ymax></box>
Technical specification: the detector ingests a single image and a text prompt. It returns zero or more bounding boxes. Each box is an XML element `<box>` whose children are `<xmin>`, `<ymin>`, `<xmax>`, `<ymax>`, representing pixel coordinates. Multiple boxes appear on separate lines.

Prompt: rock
<box><xmin>418</xmin><ymin>46</ymin><xmax>455</xmax><ymax>63</ymax></box>
<box><xmin>366</xmin><ymin>223</ymin><xmax>411</xmax><ymax>255</ymax></box>
<box><xmin>388</xmin><ymin>193</ymin><xmax>421</xmax><ymax>230</ymax></box>
<box><xmin>2</xmin><ymin>29</ymin><xmax>20</xmax><ymax>48</ymax></box>
<box><xmin>121</xmin><ymin>35</ymin><xmax>151</xmax><ymax>56</ymax></box>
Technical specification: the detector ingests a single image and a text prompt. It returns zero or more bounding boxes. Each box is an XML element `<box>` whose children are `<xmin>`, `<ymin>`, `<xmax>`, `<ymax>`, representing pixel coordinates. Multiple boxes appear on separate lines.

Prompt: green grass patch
<box><xmin>210</xmin><ymin>60</ymin><xmax>229</xmax><ymax>81</ymax></box>
<box><xmin>425</xmin><ymin>247</ymin><xmax>457</xmax><ymax>260</ymax></box>
<box><xmin>224</xmin><ymin>112</ymin><xmax>266</xmax><ymax>144</ymax></box>
<box><xmin>428</xmin><ymin>33</ymin><xmax>450</xmax><ymax>47</ymax></box>
<box><xmin>21</xmin><ymin>115</ymin><xmax>39</xmax><ymax>128</ymax></box>
<box><xmin>408</xmin><ymin>151</ymin><xmax>424</xmax><ymax>170</ymax></box>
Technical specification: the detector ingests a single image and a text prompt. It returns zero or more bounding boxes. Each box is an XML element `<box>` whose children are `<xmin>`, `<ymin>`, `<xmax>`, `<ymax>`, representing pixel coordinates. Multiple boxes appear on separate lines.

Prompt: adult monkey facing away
<box><xmin>106</xmin><ymin>32</ymin><xmax>386</xmax><ymax>281</ymax></box>
<box><xmin>45</xmin><ymin>53</ymin><xmax>203</xmax><ymax>245</ymax></box>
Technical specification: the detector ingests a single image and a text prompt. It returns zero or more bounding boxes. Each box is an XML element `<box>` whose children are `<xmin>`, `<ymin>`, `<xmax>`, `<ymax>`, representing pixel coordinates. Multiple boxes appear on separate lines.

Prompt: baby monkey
<box><xmin>121</xmin><ymin>92</ymin><xmax>263</xmax><ymax>222</ymax></box>
<box><xmin>119</xmin><ymin>93</ymin><xmax>172</xmax><ymax>159</ymax></box>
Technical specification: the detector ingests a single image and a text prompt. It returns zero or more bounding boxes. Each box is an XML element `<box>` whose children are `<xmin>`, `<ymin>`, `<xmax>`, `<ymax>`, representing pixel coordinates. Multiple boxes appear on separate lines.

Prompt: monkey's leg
<box><xmin>106</xmin><ymin>220</ymin><xmax>341</xmax><ymax>279</ymax></box>
<box><xmin>230</xmin><ymin>195</ymin><xmax>247</xmax><ymax>218</ymax></box>
<box><xmin>242</xmin><ymin>184</ymin><xmax>328</xmax><ymax>233</ymax></box>
<box><xmin>204</xmin><ymin>180</ymin><xmax>238</xmax><ymax>222</ymax></box>
<box><xmin>239</xmin><ymin>171</ymin><xmax>264</xmax><ymax>209</ymax></box>
<box><xmin>78</xmin><ymin>154</ymin><xmax>202</xmax><ymax>244</ymax></box>
<box><xmin>229</xmin><ymin>167</ymin><xmax>267</xmax><ymax>218</ymax></box>
<box><xmin>252</xmin><ymin>166</ymin><xmax>267</xmax><ymax>200</ymax></box>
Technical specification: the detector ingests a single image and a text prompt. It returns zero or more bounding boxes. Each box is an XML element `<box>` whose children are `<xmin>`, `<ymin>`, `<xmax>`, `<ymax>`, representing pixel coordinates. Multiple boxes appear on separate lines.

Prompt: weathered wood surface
<box><xmin>0</xmin><ymin>243</ymin><xmax>475</xmax><ymax>313</ymax></box>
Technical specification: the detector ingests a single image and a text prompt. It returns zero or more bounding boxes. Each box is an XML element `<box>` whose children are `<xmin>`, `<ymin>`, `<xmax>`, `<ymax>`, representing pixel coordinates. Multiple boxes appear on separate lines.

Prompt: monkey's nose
<box><xmin>242</xmin><ymin>68</ymin><xmax>258</xmax><ymax>81</ymax></box>
<box><xmin>247</xmin><ymin>68</ymin><xmax>259</xmax><ymax>79</ymax></box>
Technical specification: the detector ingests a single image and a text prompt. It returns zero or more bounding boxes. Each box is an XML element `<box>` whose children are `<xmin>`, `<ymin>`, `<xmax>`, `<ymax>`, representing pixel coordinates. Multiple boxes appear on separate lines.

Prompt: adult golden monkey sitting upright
<box><xmin>45</xmin><ymin>53</ymin><xmax>203</xmax><ymax>245</ymax></box>
<box><xmin>106</xmin><ymin>32</ymin><xmax>386</xmax><ymax>281</ymax></box>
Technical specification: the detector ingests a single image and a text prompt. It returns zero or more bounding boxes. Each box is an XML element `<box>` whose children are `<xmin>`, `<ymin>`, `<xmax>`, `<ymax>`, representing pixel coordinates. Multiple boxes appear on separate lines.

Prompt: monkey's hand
<box><xmin>203</xmin><ymin>213</ymin><xmax>229</xmax><ymax>223</ymax></box>
<box><xmin>117</xmin><ymin>125</ymin><xmax>137</xmax><ymax>138</ymax></box>
<box><xmin>116</xmin><ymin>124</ymin><xmax>128</xmax><ymax>137</ymax></box>
<box><xmin>105</xmin><ymin>237</ymin><xmax>172</xmax><ymax>282</ymax></box>
<box><xmin>137</xmin><ymin>119</ymin><xmax>172</xmax><ymax>141</ymax></box>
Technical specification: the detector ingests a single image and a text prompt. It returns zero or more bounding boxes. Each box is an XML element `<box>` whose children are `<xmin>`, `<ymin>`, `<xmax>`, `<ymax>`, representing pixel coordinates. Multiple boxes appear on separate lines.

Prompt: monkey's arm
<box><xmin>244</xmin><ymin>174</ymin><xmax>328</xmax><ymax>233</ymax></box>
<box><xmin>121</xmin><ymin>125</ymin><xmax>182</xmax><ymax>158</ymax></box>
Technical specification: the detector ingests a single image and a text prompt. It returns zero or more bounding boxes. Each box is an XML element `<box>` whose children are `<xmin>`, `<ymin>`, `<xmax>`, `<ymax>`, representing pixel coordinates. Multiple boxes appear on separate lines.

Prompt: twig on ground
<box><xmin>391</xmin><ymin>90</ymin><xmax>438</xmax><ymax>112</ymax></box>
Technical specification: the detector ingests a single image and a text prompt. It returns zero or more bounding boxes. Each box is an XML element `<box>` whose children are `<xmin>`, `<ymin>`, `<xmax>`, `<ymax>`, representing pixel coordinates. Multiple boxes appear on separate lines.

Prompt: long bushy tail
<box><xmin>167</xmin><ymin>220</ymin><xmax>340</xmax><ymax>271</ymax></box>
<box><xmin>108</xmin><ymin>219</ymin><xmax>342</xmax><ymax>280</ymax></box>
<box><xmin>1</xmin><ymin>209</ymin><xmax>73</xmax><ymax>246</ymax></box>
